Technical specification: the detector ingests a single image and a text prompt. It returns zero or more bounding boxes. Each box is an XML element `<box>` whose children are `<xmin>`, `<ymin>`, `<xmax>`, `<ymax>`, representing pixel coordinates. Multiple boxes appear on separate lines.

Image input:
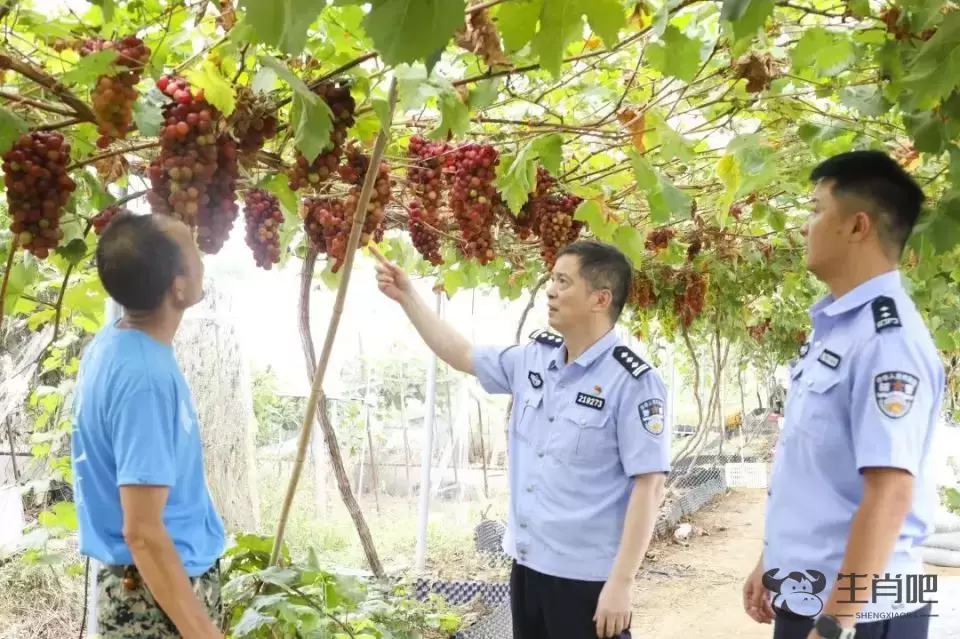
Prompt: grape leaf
<box><xmin>495</xmin><ymin>0</ymin><xmax>543</xmax><ymax>52</ymax></box>
<box><xmin>237</xmin><ymin>0</ymin><xmax>327</xmax><ymax>56</ymax></box>
<box><xmin>583</xmin><ymin>0</ymin><xmax>626</xmax><ymax>49</ymax></box>
<box><xmin>789</xmin><ymin>27</ymin><xmax>855</xmax><ymax>77</ymax></box>
<box><xmin>0</xmin><ymin>108</ymin><xmax>28</xmax><ymax>155</ymax></box>
<box><xmin>259</xmin><ymin>55</ymin><xmax>316</xmax><ymax>101</ymax></box>
<box><xmin>839</xmin><ymin>85</ymin><xmax>890</xmax><ymax>118</ymax></box>
<box><xmin>573</xmin><ymin>198</ymin><xmax>614</xmax><ymax>242</ymax></box>
<box><xmin>646</xmin><ymin>26</ymin><xmax>703</xmax><ymax>82</ymax></box>
<box><xmin>2</xmin><ymin>257</ymin><xmax>39</xmax><ymax>318</ymax></box>
<box><xmin>532</xmin><ymin>0</ymin><xmax>583</xmax><ymax>79</ymax></box>
<box><xmin>59</xmin><ymin>50</ymin><xmax>118</xmax><ymax>87</ymax></box>
<box><xmin>260</xmin><ymin>173</ymin><xmax>300</xmax><ymax>222</ymax></box>
<box><xmin>251</xmin><ymin>67</ymin><xmax>278</xmax><ymax>94</ymax></box>
<box><xmin>363</xmin><ymin>0</ymin><xmax>466</xmax><ymax>67</ymax></box>
<box><xmin>726</xmin><ymin>0</ymin><xmax>775</xmax><ymax>42</ymax></box>
<box><xmin>904</xmin><ymin>111</ymin><xmax>947</xmax><ymax>155</ymax></box>
<box><xmin>185</xmin><ymin>63</ymin><xmax>235</xmax><ymax>117</ymax></box>
<box><xmin>902</xmin><ymin>11</ymin><xmax>960</xmax><ymax>108</ymax></box>
<box><xmin>629</xmin><ymin>151</ymin><xmax>691</xmax><ymax>224</ymax></box>
<box><xmin>613</xmin><ymin>225</ymin><xmax>645</xmax><ymax>266</ymax></box>
<box><xmin>290</xmin><ymin>93</ymin><xmax>334</xmax><ymax>163</ymax></box>
<box><xmin>495</xmin><ymin>134</ymin><xmax>564</xmax><ymax>213</ymax></box>
<box><xmin>428</xmin><ymin>90</ymin><xmax>470</xmax><ymax>140</ymax></box>
<box><xmin>132</xmin><ymin>98</ymin><xmax>164</xmax><ymax>137</ymax></box>
<box><xmin>531</xmin><ymin>133</ymin><xmax>563</xmax><ymax>175</ymax></box>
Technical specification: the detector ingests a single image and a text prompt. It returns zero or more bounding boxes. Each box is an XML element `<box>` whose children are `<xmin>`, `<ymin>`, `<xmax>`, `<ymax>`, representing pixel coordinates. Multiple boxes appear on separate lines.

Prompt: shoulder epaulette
<box><xmin>529</xmin><ymin>329</ymin><xmax>563</xmax><ymax>348</ymax></box>
<box><xmin>871</xmin><ymin>296</ymin><xmax>902</xmax><ymax>332</ymax></box>
<box><xmin>613</xmin><ymin>346</ymin><xmax>652</xmax><ymax>380</ymax></box>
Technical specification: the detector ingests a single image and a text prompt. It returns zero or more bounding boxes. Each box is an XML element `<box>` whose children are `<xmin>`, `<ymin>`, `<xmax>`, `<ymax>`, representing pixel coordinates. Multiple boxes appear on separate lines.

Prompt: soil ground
<box><xmin>629</xmin><ymin>488</ymin><xmax>960</xmax><ymax>638</ymax></box>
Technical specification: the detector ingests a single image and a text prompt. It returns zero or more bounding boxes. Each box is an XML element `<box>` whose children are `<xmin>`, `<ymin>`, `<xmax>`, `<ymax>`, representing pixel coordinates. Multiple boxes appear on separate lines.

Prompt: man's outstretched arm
<box><xmin>375</xmin><ymin>254</ymin><xmax>473</xmax><ymax>374</ymax></box>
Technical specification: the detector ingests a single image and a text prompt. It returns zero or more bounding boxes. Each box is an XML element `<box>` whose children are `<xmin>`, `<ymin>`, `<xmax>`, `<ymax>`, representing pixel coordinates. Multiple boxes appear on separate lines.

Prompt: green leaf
<box><xmin>132</xmin><ymin>98</ymin><xmax>164</xmax><ymax>137</ymax></box>
<box><xmin>184</xmin><ymin>62</ymin><xmax>236</xmax><ymax>117</ymax></box>
<box><xmin>233</xmin><ymin>607</ymin><xmax>276</xmax><ymax>636</ymax></box>
<box><xmin>769</xmin><ymin>206</ymin><xmax>786</xmax><ymax>232</ymax></box>
<box><xmin>363</xmin><ymin>0</ymin><xmax>466</xmax><ymax>67</ymax></box>
<box><xmin>59</xmin><ymin>50</ymin><xmax>118</xmax><ymax>87</ymax></box>
<box><xmin>904</xmin><ymin>112</ymin><xmax>948</xmax><ymax>155</ymax></box>
<box><xmin>467</xmin><ymin>78</ymin><xmax>501</xmax><ymax>110</ymax></box>
<box><xmin>530</xmin><ymin>133</ymin><xmax>564</xmax><ymax>175</ymax></box>
<box><xmin>789</xmin><ymin>27</ymin><xmax>856</xmax><ymax>77</ymax></box>
<box><xmin>573</xmin><ymin>198</ymin><xmax>614</xmax><ymax>241</ymax></box>
<box><xmin>532</xmin><ymin>0</ymin><xmax>583</xmax><ymax>79</ymax></box>
<box><xmin>251</xmin><ymin>66</ymin><xmax>278</xmax><ymax>94</ymax></box>
<box><xmin>237</xmin><ymin>0</ymin><xmax>327</xmax><ymax>56</ymax></box>
<box><xmin>646</xmin><ymin>25</ymin><xmax>703</xmax><ymax>82</ymax></box>
<box><xmin>716</xmin><ymin>153</ymin><xmax>740</xmax><ymax>227</ymax></box>
<box><xmin>258</xmin><ymin>55</ymin><xmax>316</xmax><ymax>101</ymax></box>
<box><xmin>612</xmin><ymin>225</ymin><xmax>644</xmax><ymax>266</ymax></box>
<box><xmin>495</xmin><ymin>0</ymin><xmax>543</xmax><ymax>52</ymax></box>
<box><xmin>0</xmin><ymin>108</ymin><xmax>28</xmax><ymax>155</ymax></box>
<box><xmin>290</xmin><ymin>93</ymin><xmax>334</xmax><ymax>163</ymax></box>
<box><xmin>726</xmin><ymin>0</ymin><xmax>775</xmax><ymax>42</ymax></box>
<box><xmin>2</xmin><ymin>255</ymin><xmax>39</xmax><ymax>317</ymax></box>
<box><xmin>428</xmin><ymin>90</ymin><xmax>470</xmax><ymax>140</ymax></box>
<box><xmin>583</xmin><ymin>0</ymin><xmax>626</xmax><ymax>49</ymax></box>
<box><xmin>494</xmin><ymin>134</ymin><xmax>564</xmax><ymax>212</ymax></box>
<box><xmin>902</xmin><ymin>11</ymin><xmax>960</xmax><ymax>108</ymax></box>
<box><xmin>839</xmin><ymin>85</ymin><xmax>890</xmax><ymax>118</ymax></box>
<box><xmin>629</xmin><ymin>150</ymin><xmax>691</xmax><ymax>224</ymax></box>
<box><xmin>53</xmin><ymin>239</ymin><xmax>88</xmax><ymax>266</ymax></box>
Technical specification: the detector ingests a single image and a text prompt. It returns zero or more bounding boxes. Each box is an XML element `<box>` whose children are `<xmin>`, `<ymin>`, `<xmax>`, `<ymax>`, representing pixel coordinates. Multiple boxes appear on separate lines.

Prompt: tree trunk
<box><xmin>297</xmin><ymin>249</ymin><xmax>384</xmax><ymax>576</ymax></box>
<box><xmin>401</xmin><ymin>391</ymin><xmax>412</xmax><ymax>499</ymax></box>
<box><xmin>174</xmin><ymin>275</ymin><xmax>260</xmax><ymax>533</ymax></box>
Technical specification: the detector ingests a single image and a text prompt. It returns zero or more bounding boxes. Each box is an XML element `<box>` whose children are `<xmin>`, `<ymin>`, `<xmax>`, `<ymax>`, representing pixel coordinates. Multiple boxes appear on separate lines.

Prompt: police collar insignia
<box><xmin>872</xmin><ymin>296</ymin><xmax>902</xmax><ymax>332</ymax></box>
<box><xmin>528</xmin><ymin>371</ymin><xmax>543</xmax><ymax>389</ymax></box>
<box><xmin>817</xmin><ymin>349</ymin><xmax>841</xmax><ymax>369</ymax></box>
<box><xmin>613</xmin><ymin>346</ymin><xmax>651</xmax><ymax>379</ymax></box>
<box><xmin>638</xmin><ymin>398</ymin><xmax>664</xmax><ymax>435</ymax></box>
<box><xmin>575</xmin><ymin>392</ymin><xmax>605</xmax><ymax>410</ymax></box>
<box><xmin>799</xmin><ymin>342</ymin><xmax>810</xmax><ymax>358</ymax></box>
<box><xmin>874</xmin><ymin>371</ymin><xmax>918</xmax><ymax>419</ymax></box>
<box><xmin>530</xmin><ymin>329</ymin><xmax>563</xmax><ymax>347</ymax></box>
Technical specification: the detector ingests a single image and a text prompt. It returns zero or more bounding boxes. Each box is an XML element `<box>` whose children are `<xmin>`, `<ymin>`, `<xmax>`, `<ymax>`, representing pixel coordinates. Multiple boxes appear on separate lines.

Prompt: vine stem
<box><xmin>0</xmin><ymin>51</ymin><xmax>95</xmax><ymax>122</ymax></box>
<box><xmin>66</xmin><ymin>141</ymin><xmax>160</xmax><ymax>170</ymax></box>
<box><xmin>0</xmin><ymin>234</ymin><xmax>20</xmax><ymax>326</ymax></box>
<box><xmin>0</xmin><ymin>89</ymin><xmax>76</xmax><ymax>116</ymax></box>
<box><xmin>268</xmin><ymin>75</ymin><xmax>399</xmax><ymax>572</ymax></box>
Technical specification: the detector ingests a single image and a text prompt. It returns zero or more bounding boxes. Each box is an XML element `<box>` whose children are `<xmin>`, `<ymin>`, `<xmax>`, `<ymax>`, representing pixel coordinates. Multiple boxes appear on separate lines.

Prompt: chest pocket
<box><xmin>791</xmin><ymin>354</ymin><xmax>846</xmax><ymax>442</ymax></box>
<box><xmin>561</xmin><ymin>407</ymin><xmax>616</xmax><ymax>463</ymax></box>
<box><xmin>515</xmin><ymin>389</ymin><xmax>543</xmax><ymax>443</ymax></box>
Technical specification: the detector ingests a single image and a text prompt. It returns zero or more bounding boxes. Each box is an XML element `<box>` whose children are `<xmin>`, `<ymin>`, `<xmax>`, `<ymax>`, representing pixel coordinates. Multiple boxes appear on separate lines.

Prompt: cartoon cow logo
<box><xmin>763</xmin><ymin>569</ymin><xmax>827</xmax><ymax>618</ymax></box>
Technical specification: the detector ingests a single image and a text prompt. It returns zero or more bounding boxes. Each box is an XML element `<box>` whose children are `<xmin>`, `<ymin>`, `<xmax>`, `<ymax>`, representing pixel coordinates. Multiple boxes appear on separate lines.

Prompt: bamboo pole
<box><xmin>268</xmin><ymin>76</ymin><xmax>399</xmax><ymax>568</ymax></box>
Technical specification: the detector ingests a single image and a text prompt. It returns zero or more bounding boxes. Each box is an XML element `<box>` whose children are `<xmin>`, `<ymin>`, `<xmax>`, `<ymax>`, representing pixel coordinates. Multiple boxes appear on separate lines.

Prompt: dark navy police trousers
<box><xmin>773</xmin><ymin>605</ymin><xmax>932</xmax><ymax>639</ymax></box>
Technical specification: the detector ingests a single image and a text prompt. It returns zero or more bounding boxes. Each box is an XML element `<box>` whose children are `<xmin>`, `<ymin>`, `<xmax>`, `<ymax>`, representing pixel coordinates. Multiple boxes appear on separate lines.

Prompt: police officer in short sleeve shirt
<box><xmin>375</xmin><ymin>240</ymin><xmax>670</xmax><ymax>639</ymax></box>
<box><xmin>741</xmin><ymin>151</ymin><xmax>944</xmax><ymax>639</ymax></box>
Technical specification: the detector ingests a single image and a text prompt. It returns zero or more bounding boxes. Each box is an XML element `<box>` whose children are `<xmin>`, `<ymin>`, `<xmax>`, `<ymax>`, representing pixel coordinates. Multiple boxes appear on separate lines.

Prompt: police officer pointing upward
<box><xmin>742</xmin><ymin>151</ymin><xmax>944</xmax><ymax>639</ymax></box>
<box><xmin>375</xmin><ymin>240</ymin><xmax>670</xmax><ymax>639</ymax></box>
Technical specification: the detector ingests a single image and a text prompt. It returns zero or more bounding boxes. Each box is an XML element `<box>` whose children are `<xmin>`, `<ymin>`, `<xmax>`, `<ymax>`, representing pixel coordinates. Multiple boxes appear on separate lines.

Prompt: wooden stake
<box><xmin>268</xmin><ymin>76</ymin><xmax>399</xmax><ymax>569</ymax></box>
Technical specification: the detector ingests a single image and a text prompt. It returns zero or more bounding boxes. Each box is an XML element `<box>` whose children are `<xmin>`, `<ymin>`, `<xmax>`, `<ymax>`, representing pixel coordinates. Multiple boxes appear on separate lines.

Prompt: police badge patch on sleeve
<box><xmin>638</xmin><ymin>398</ymin><xmax>665</xmax><ymax>435</ymax></box>
<box><xmin>874</xmin><ymin>371</ymin><xmax>919</xmax><ymax>419</ymax></box>
<box><xmin>528</xmin><ymin>371</ymin><xmax>543</xmax><ymax>389</ymax></box>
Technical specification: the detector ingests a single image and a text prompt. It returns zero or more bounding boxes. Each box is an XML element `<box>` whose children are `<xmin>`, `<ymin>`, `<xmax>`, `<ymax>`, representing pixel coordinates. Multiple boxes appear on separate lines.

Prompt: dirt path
<box><xmin>629</xmin><ymin>488</ymin><xmax>772</xmax><ymax>638</ymax></box>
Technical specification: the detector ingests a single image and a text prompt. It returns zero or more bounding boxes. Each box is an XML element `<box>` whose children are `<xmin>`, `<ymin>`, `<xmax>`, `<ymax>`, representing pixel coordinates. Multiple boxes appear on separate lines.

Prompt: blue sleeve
<box><xmin>112</xmin><ymin>385</ymin><xmax>179</xmax><ymax>487</ymax></box>
<box><xmin>850</xmin><ymin>334</ymin><xmax>942</xmax><ymax>476</ymax></box>
<box><xmin>616</xmin><ymin>373</ymin><xmax>672</xmax><ymax>476</ymax></box>
<box><xmin>471</xmin><ymin>344</ymin><xmax>524</xmax><ymax>395</ymax></box>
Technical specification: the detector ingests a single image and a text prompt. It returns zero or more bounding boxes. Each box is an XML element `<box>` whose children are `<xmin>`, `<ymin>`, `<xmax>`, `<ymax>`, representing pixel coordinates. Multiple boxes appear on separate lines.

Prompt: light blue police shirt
<box><xmin>764</xmin><ymin>270</ymin><xmax>944</xmax><ymax>620</ymax></box>
<box><xmin>71</xmin><ymin>320</ymin><xmax>226</xmax><ymax>577</ymax></box>
<box><xmin>473</xmin><ymin>328</ymin><xmax>671</xmax><ymax>582</ymax></box>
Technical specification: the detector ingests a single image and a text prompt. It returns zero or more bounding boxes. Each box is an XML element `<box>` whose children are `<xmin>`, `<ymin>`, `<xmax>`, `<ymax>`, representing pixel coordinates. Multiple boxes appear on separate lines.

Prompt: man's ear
<box><xmin>171</xmin><ymin>274</ymin><xmax>187</xmax><ymax>305</ymax></box>
<box><xmin>594</xmin><ymin>288</ymin><xmax>613</xmax><ymax>311</ymax></box>
<box><xmin>849</xmin><ymin>210</ymin><xmax>873</xmax><ymax>242</ymax></box>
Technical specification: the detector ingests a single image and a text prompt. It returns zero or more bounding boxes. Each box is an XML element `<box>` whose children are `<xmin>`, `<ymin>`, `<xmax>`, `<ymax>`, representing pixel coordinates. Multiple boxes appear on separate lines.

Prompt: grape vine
<box><xmin>243</xmin><ymin>189</ymin><xmax>284</xmax><ymax>270</ymax></box>
<box><xmin>2</xmin><ymin>132</ymin><xmax>76</xmax><ymax>259</ymax></box>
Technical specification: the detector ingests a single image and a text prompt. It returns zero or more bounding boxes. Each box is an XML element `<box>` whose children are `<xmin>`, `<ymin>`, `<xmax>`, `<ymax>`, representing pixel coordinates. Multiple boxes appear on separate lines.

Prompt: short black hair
<box><xmin>556</xmin><ymin>240</ymin><xmax>633</xmax><ymax>322</ymax></box>
<box><xmin>96</xmin><ymin>211</ymin><xmax>184</xmax><ymax>312</ymax></box>
<box><xmin>810</xmin><ymin>150</ymin><xmax>925</xmax><ymax>256</ymax></box>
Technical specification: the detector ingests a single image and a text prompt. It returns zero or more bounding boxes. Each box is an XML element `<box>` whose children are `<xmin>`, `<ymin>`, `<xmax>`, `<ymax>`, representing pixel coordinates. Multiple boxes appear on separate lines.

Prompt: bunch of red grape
<box><xmin>748</xmin><ymin>319</ymin><xmax>771</xmax><ymax>342</ymax></box>
<box><xmin>448</xmin><ymin>143</ymin><xmax>499</xmax><ymax>265</ymax></box>
<box><xmin>533</xmin><ymin>194</ymin><xmax>584</xmax><ymax>267</ymax></box>
<box><xmin>628</xmin><ymin>273</ymin><xmax>656</xmax><ymax>310</ymax></box>
<box><xmin>511</xmin><ymin>167</ymin><xmax>556</xmax><ymax>240</ymax></box>
<box><xmin>302</xmin><ymin>197</ymin><xmax>331</xmax><ymax>253</ymax></box>
<box><xmin>2</xmin><ymin>132</ymin><xmax>76</xmax><ymax>259</ymax></box>
<box><xmin>673</xmin><ymin>268</ymin><xmax>707</xmax><ymax>329</ymax></box>
<box><xmin>242</xmin><ymin>189</ymin><xmax>284</xmax><ymax>269</ymax></box>
<box><xmin>288</xmin><ymin>82</ymin><xmax>356</xmax><ymax>191</ymax></box>
<box><xmin>146</xmin><ymin>75</ymin><xmax>220</xmax><ymax>229</ymax></box>
<box><xmin>92</xmin><ymin>205</ymin><xmax>120</xmax><ymax>235</ymax></box>
<box><xmin>645</xmin><ymin>227</ymin><xmax>675</xmax><ymax>252</ymax></box>
<box><xmin>197</xmin><ymin>135</ymin><xmax>239</xmax><ymax>255</ymax></box>
<box><xmin>405</xmin><ymin>135</ymin><xmax>451</xmax><ymax>264</ymax></box>
<box><xmin>229</xmin><ymin>87</ymin><xmax>278</xmax><ymax>156</ymax></box>
<box><xmin>686</xmin><ymin>237</ymin><xmax>702</xmax><ymax>262</ymax></box>
<box><xmin>81</xmin><ymin>36</ymin><xmax>150</xmax><ymax>148</ymax></box>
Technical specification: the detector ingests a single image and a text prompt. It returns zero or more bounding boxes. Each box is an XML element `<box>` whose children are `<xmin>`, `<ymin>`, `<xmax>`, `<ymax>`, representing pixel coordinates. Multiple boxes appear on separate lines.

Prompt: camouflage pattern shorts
<box><xmin>96</xmin><ymin>563</ymin><xmax>222</xmax><ymax>639</ymax></box>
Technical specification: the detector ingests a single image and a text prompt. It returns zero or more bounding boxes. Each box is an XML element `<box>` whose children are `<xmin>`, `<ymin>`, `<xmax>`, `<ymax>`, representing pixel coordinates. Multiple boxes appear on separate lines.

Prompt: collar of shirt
<box><xmin>548</xmin><ymin>328</ymin><xmax>619</xmax><ymax>373</ymax></box>
<box><xmin>808</xmin><ymin>269</ymin><xmax>902</xmax><ymax>334</ymax></box>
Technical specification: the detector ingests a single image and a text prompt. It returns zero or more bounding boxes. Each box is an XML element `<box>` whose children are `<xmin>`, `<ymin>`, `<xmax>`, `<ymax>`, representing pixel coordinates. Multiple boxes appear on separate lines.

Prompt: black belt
<box><xmin>103</xmin><ymin>559</ymin><xmax>220</xmax><ymax>587</ymax></box>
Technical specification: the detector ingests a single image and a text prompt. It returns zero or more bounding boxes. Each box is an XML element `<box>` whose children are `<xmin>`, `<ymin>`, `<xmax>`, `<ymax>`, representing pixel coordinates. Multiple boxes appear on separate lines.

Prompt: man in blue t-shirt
<box><xmin>71</xmin><ymin>211</ymin><xmax>226</xmax><ymax>639</ymax></box>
